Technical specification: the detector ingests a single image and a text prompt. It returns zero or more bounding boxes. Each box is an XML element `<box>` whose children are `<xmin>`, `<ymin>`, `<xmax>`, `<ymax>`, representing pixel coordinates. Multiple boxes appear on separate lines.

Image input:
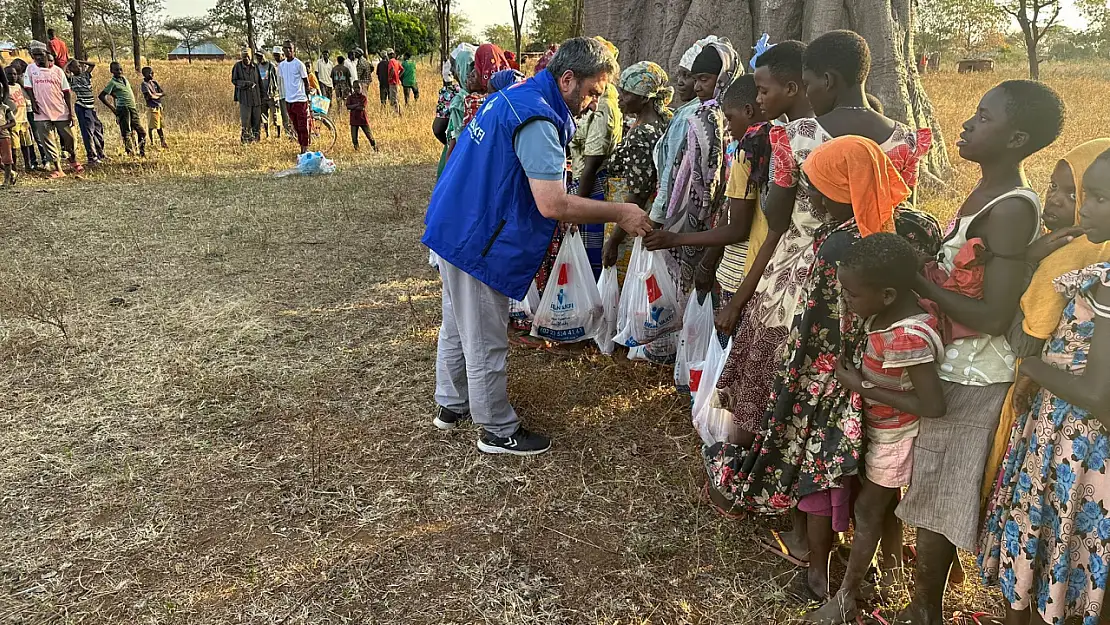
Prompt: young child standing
<box><xmin>98</xmin><ymin>62</ymin><xmax>147</xmax><ymax>157</ymax></box>
<box><xmin>802</xmin><ymin>232</ymin><xmax>947</xmax><ymax>623</ymax></box>
<box><xmin>140</xmin><ymin>66</ymin><xmax>167</xmax><ymax>149</ymax></box>
<box><xmin>1</xmin><ymin>79</ymin><xmax>17</xmax><ymax>186</ymax></box>
<box><xmin>66</xmin><ymin>59</ymin><xmax>106</xmax><ymax>164</ymax></box>
<box><xmin>344</xmin><ymin>82</ymin><xmax>377</xmax><ymax>152</ymax></box>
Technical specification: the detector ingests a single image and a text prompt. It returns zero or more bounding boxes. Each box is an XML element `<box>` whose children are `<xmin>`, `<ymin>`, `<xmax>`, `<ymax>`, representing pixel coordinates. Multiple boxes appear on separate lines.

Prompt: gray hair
<box><xmin>545</xmin><ymin>37</ymin><xmax>618</xmax><ymax>81</ymax></box>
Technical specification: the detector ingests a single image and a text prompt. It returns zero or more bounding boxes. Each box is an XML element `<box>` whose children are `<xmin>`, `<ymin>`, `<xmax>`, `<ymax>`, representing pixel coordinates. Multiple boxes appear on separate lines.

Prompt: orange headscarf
<box><xmin>801</xmin><ymin>135</ymin><xmax>910</xmax><ymax>237</ymax></box>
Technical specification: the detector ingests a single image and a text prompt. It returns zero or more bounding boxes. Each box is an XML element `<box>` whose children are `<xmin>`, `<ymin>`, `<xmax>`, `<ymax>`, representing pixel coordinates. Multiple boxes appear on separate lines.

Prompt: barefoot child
<box><xmin>66</xmin><ymin>59</ymin><xmax>106</xmax><ymax>164</ymax></box>
<box><xmin>345</xmin><ymin>82</ymin><xmax>377</xmax><ymax>151</ymax></box>
<box><xmin>897</xmin><ymin>79</ymin><xmax>1066</xmax><ymax>625</ymax></box>
<box><xmin>140</xmin><ymin>66</ymin><xmax>168</xmax><ymax>149</ymax></box>
<box><xmin>803</xmin><ymin>232</ymin><xmax>947</xmax><ymax>623</ymax></box>
<box><xmin>0</xmin><ymin>79</ymin><xmax>16</xmax><ymax>186</ymax></box>
<box><xmin>98</xmin><ymin>62</ymin><xmax>147</xmax><ymax>157</ymax></box>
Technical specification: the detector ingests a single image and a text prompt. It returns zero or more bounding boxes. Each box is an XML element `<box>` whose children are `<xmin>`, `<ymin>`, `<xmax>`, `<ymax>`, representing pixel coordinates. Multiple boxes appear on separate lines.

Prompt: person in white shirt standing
<box><xmin>278</xmin><ymin>40</ymin><xmax>311</xmax><ymax>155</ymax></box>
<box><xmin>314</xmin><ymin>50</ymin><xmax>333</xmax><ymax>100</ymax></box>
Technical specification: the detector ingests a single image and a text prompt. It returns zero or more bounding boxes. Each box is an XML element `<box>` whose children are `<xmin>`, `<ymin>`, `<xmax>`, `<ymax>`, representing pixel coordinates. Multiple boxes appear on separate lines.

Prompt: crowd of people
<box><xmin>231</xmin><ymin>42</ymin><xmax>419</xmax><ymax>152</ymax></box>
<box><xmin>0</xmin><ymin>30</ymin><xmax>167</xmax><ymax>186</ymax></box>
<box><xmin>423</xmin><ymin>32</ymin><xmax>1110</xmax><ymax>625</ymax></box>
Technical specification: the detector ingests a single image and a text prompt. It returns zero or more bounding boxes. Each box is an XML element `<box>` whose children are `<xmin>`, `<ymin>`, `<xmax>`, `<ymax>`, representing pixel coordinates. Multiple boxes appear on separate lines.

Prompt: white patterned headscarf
<box><xmin>679</xmin><ymin>35</ymin><xmax>721</xmax><ymax>71</ymax></box>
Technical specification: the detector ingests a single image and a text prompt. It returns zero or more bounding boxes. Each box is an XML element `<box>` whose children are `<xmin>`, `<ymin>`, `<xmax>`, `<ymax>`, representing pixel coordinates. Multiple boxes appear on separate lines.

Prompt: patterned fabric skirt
<box><xmin>567</xmin><ymin>170</ymin><xmax>607</xmax><ymax>281</ymax></box>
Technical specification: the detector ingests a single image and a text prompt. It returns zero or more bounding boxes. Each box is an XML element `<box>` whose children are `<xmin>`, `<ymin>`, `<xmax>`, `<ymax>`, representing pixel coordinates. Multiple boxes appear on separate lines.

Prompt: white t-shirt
<box><xmin>278</xmin><ymin>58</ymin><xmax>309</xmax><ymax>103</ymax></box>
<box><xmin>314</xmin><ymin>58</ymin><xmax>333</xmax><ymax>87</ymax></box>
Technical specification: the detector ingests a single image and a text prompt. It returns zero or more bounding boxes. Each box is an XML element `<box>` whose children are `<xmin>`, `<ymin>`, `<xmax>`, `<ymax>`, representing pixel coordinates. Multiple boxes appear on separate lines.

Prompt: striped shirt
<box><xmin>716</xmin><ymin>143</ymin><xmax>759</xmax><ymax>293</ymax></box>
<box><xmin>69</xmin><ymin>71</ymin><xmax>96</xmax><ymax>109</ymax></box>
<box><xmin>861</xmin><ymin>313</ymin><xmax>943</xmax><ymax>443</ymax></box>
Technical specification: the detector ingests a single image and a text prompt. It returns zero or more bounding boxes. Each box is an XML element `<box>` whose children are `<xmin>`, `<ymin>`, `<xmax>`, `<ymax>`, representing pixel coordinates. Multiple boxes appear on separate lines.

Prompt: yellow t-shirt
<box><xmin>717</xmin><ymin>155</ymin><xmax>768</xmax><ymax>293</ymax></box>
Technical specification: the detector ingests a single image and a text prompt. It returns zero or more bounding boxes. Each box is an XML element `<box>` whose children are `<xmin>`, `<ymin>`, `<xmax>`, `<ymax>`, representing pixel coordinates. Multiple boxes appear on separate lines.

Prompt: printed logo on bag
<box><xmin>646</xmin><ymin>275</ymin><xmax>661</xmax><ymax>303</ymax></box>
<box><xmin>558</xmin><ymin>264</ymin><xmax>569</xmax><ymax>286</ymax></box>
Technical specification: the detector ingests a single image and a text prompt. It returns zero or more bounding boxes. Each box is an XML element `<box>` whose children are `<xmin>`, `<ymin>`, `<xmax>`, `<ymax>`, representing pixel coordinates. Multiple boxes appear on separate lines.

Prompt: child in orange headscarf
<box><xmin>703</xmin><ymin>136</ymin><xmax>942</xmax><ymax>602</ymax></box>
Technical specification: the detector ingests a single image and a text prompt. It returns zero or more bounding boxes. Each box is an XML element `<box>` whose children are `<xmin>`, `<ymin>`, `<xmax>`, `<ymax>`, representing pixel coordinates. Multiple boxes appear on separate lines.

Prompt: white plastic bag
<box><xmin>674</xmin><ymin>291</ymin><xmax>716</xmax><ymax>392</ymax></box>
<box><xmin>428</xmin><ymin>249</ymin><xmax>439</xmax><ymax>270</ymax></box>
<box><xmin>613</xmin><ymin>238</ymin><xmax>681</xmax><ymax>347</ymax></box>
<box><xmin>594</xmin><ymin>267</ymin><xmax>620</xmax><ymax>354</ymax></box>
<box><xmin>692</xmin><ymin>337</ymin><xmax>734</xmax><ymax>446</ymax></box>
<box><xmin>627</xmin><ymin>332</ymin><xmax>678</xmax><ymax>365</ymax></box>
<box><xmin>509</xmin><ymin>280</ymin><xmax>541</xmax><ymax>325</ymax></box>
<box><xmin>530</xmin><ymin>230</ymin><xmax>603</xmax><ymax>343</ymax></box>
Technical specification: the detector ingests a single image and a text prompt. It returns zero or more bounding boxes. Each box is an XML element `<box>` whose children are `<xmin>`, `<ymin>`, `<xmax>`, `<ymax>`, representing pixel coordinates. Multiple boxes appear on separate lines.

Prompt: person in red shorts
<box><xmin>278</xmin><ymin>40</ymin><xmax>311</xmax><ymax>154</ymax></box>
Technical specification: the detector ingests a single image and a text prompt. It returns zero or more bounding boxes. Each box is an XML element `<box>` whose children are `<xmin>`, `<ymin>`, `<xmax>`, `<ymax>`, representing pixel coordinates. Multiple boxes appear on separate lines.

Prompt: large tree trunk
<box><xmin>585</xmin><ymin>0</ymin><xmax>951</xmax><ymax>179</ymax></box>
<box><xmin>243</xmin><ymin>0</ymin><xmax>256</xmax><ymax>54</ymax></box>
<box><xmin>30</xmin><ymin>0</ymin><xmax>47</xmax><ymax>41</ymax></box>
<box><xmin>382</xmin><ymin>0</ymin><xmax>397</xmax><ymax>50</ymax></box>
<box><xmin>128</xmin><ymin>0</ymin><xmax>140</xmax><ymax>70</ymax></box>
<box><xmin>72</xmin><ymin>0</ymin><xmax>85</xmax><ymax>60</ymax></box>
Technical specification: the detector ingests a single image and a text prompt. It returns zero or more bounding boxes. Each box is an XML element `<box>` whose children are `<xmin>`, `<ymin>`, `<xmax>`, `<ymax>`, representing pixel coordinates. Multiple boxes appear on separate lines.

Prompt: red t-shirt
<box><xmin>346</xmin><ymin>93</ymin><xmax>368</xmax><ymax>125</ymax></box>
<box><xmin>387</xmin><ymin>59</ymin><xmax>403</xmax><ymax>86</ymax></box>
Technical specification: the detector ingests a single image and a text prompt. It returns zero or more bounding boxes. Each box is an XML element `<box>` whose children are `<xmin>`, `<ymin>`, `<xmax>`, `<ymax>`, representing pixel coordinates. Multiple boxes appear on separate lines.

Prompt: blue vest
<box><xmin>422</xmin><ymin>71</ymin><xmax>576</xmax><ymax>300</ymax></box>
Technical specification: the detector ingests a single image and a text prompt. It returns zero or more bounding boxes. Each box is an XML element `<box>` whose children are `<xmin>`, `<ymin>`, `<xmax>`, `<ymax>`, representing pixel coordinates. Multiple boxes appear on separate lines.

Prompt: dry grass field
<box><xmin>1</xmin><ymin>58</ymin><xmax>1108</xmax><ymax>624</ymax></box>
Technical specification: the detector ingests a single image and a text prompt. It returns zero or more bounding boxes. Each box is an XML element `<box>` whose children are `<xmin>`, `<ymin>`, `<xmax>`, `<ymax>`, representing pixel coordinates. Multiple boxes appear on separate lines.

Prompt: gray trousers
<box><xmin>239</xmin><ymin>102</ymin><xmax>261</xmax><ymax>142</ymax></box>
<box><xmin>435</xmin><ymin>258</ymin><xmax>520</xmax><ymax>438</ymax></box>
<box><xmin>32</xmin><ymin>119</ymin><xmax>77</xmax><ymax>164</ymax></box>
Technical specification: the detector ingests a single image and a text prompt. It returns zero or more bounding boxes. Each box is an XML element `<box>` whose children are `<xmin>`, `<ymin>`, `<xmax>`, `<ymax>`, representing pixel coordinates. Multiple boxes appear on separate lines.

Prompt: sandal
<box><xmin>951</xmin><ymin>611</ymin><xmax>1003</xmax><ymax>625</ymax></box>
<box><xmin>759</xmin><ymin>529</ymin><xmax>810</xmax><ymax>568</ymax></box>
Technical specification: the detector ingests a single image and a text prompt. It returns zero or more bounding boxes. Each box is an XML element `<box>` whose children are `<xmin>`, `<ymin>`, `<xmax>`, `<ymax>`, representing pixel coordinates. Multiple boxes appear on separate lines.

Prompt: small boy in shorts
<box><xmin>140</xmin><ymin>67</ymin><xmax>168</xmax><ymax>149</ymax></box>
<box><xmin>5</xmin><ymin>65</ymin><xmax>37</xmax><ymax>172</ymax></box>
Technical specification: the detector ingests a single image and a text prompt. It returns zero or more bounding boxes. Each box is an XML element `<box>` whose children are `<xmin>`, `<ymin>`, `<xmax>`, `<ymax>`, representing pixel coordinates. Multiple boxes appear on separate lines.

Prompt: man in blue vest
<box><xmin>423</xmin><ymin>38</ymin><xmax>653</xmax><ymax>456</ymax></box>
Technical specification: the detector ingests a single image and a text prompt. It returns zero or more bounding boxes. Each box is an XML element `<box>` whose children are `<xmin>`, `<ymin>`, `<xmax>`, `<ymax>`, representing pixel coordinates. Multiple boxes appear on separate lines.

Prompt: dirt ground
<box><xmin>0</xmin><ymin>155</ymin><xmax>1004</xmax><ymax>624</ymax></box>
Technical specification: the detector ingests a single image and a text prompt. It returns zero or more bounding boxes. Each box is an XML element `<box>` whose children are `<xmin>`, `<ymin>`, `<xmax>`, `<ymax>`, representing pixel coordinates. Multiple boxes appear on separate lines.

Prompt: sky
<box><xmin>163</xmin><ymin>0</ymin><xmax>514</xmax><ymax>34</ymax></box>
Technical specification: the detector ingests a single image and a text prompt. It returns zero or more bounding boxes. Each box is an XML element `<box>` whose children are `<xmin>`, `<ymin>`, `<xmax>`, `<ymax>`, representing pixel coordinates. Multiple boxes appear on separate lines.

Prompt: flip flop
<box><xmin>857</xmin><ymin>609</ymin><xmax>891</xmax><ymax>625</ymax></box>
<box><xmin>759</xmin><ymin>529</ymin><xmax>810</xmax><ymax>568</ymax></box>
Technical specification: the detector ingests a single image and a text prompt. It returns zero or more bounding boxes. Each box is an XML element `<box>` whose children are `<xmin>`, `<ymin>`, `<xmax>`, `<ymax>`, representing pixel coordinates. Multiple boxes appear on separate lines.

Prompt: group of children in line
<box><xmin>0</xmin><ymin>40</ymin><xmax>167</xmax><ymax>187</ymax></box>
<box><xmin>435</xmin><ymin>30</ymin><xmax>1110</xmax><ymax>625</ymax></box>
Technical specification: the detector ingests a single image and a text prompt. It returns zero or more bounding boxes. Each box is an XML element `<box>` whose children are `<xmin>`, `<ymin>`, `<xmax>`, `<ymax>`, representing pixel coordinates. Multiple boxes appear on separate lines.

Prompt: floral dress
<box><xmin>704</xmin><ymin>210</ymin><xmax>941</xmax><ymax>515</ymax></box>
<box><xmin>979</xmin><ymin>262</ymin><xmax>1110</xmax><ymax>625</ymax></box>
<box><xmin>716</xmin><ymin>119</ymin><xmax>932</xmax><ymax>434</ymax></box>
<box><xmin>605</xmin><ymin>119</ymin><xmax>668</xmax><ymax>279</ymax></box>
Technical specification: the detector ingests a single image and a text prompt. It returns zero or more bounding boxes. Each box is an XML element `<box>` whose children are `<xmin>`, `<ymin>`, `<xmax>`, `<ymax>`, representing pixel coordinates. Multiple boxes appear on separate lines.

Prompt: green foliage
<box><xmin>917</xmin><ymin>0</ymin><xmax>1006</xmax><ymax>56</ymax></box>
<box><xmin>530</xmin><ymin>0</ymin><xmax>576</xmax><ymax>46</ymax></box>
<box><xmin>341</xmin><ymin>7</ymin><xmax>433</xmax><ymax>56</ymax></box>
<box><xmin>482</xmin><ymin>23</ymin><xmax>517</xmax><ymax>51</ymax></box>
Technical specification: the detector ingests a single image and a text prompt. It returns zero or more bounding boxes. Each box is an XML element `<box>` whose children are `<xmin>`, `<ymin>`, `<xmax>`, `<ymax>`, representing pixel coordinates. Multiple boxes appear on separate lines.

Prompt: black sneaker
<box><xmin>476</xmin><ymin>427</ymin><xmax>551</xmax><ymax>456</ymax></box>
<box><xmin>433</xmin><ymin>406</ymin><xmax>470</xmax><ymax>431</ymax></box>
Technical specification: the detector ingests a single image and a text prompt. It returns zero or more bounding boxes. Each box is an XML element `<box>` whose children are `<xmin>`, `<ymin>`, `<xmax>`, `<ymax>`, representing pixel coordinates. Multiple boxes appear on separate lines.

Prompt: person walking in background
<box><xmin>140</xmin><ymin>66</ymin><xmax>168</xmax><ymax>149</ymax></box>
<box><xmin>65</xmin><ymin>59</ymin><xmax>106</xmax><ymax>164</ymax></box>
<box><xmin>386</xmin><ymin>50</ymin><xmax>403</xmax><ymax>115</ymax></box>
<box><xmin>99</xmin><ymin>62</ymin><xmax>147</xmax><ymax>157</ymax></box>
<box><xmin>314</xmin><ymin>50</ymin><xmax>333</xmax><ymax>100</ymax></box>
<box><xmin>23</xmin><ymin>41</ymin><xmax>81</xmax><ymax>177</ymax></box>
<box><xmin>255</xmin><ymin>51</ymin><xmax>280</xmax><ymax>138</ymax></box>
<box><xmin>345</xmin><ymin>82</ymin><xmax>378</xmax><ymax>152</ymax></box>
<box><xmin>278</xmin><ymin>40</ymin><xmax>311</xmax><ymax>155</ymax></box>
<box><xmin>47</xmin><ymin>28</ymin><xmax>69</xmax><ymax>69</ymax></box>
<box><xmin>231</xmin><ymin>49</ymin><xmax>262</xmax><ymax>143</ymax></box>
<box><xmin>375</xmin><ymin>51</ymin><xmax>390</xmax><ymax>107</ymax></box>
<box><xmin>401</xmin><ymin>52</ymin><xmax>419</xmax><ymax>105</ymax></box>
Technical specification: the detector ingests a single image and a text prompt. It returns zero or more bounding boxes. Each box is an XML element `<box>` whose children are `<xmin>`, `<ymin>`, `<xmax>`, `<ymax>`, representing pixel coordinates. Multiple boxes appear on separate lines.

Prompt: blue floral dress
<box><xmin>979</xmin><ymin>262</ymin><xmax>1110</xmax><ymax>625</ymax></box>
